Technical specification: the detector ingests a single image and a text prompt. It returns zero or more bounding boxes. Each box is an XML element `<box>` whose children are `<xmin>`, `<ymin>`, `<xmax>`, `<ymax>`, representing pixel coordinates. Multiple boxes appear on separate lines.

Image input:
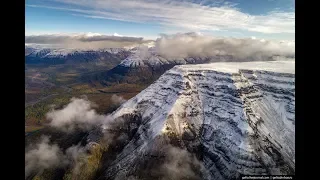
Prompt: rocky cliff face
<box><xmin>88</xmin><ymin>61</ymin><xmax>295</xmax><ymax>180</ymax></box>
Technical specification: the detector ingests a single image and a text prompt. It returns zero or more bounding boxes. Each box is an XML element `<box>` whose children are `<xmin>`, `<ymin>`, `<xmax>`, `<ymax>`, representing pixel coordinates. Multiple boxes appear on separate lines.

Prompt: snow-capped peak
<box><xmin>82</xmin><ymin>32</ymin><xmax>102</xmax><ymax>37</ymax></box>
<box><xmin>113</xmin><ymin>33</ymin><xmax>123</xmax><ymax>37</ymax></box>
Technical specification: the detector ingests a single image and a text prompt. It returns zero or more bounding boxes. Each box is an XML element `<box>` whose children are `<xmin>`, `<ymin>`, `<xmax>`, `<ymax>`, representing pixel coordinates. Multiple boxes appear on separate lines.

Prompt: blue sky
<box><xmin>26</xmin><ymin>0</ymin><xmax>295</xmax><ymax>40</ymax></box>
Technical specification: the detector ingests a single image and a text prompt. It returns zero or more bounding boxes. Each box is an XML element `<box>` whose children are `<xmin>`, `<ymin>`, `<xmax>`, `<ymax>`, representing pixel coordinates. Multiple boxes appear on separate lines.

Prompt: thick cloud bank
<box><xmin>25</xmin><ymin>32</ymin><xmax>295</xmax><ymax>62</ymax></box>
<box><xmin>155</xmin><ymin>33</ymin><xmax>295</xmax><ymax>60</ymax></box>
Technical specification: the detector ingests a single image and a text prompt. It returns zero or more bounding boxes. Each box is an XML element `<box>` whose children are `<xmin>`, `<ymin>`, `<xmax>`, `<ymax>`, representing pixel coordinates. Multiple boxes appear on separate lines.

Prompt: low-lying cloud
<box><xmin>65</xmin><ymin>143</ymin><xmax>88</xmax><ymax>176</ymax></box>
<box><xmin>26</xmin><ymin>97</ymin><xmax>133</xmax><ymax>178</ymax></box>
<box><xmin>46</xmin><ymin>97</ymin><xmax>112</xmax><ymax>132</ymax></box>
<box><xmin>26</xmin><ymin>95</ymin><xmax>126</xmax><ymax>178</ymax></box>
<box><xmin>159</xmin><ymin>145</ymin><xmax>205</xmax><ymax>180</ymax></box>
<box><xmin>111</xmin><ymin>94</ymin><xmax>127</xmax><ymax>106</ymax></box>
<box><xmin>125</xmin><ymin>142</ymin><xmax>206</xmax><ymax>180</ymax></box>
<box><xmin>25</xmin><ymin>136</ymin><xmax>65</xmax><ymax>177</ymax></box>
<box><xmin>25</xmin><ymin>136</ymin><xmax>89</xmax><ymax>178</ymax></box>
<box><xmin>25</xmin><ymin>33</ymin><xmax>150</xmax><ymax>49</ymax></box>
<box><xmin>155</xmin><ymin>33</ymin><xmax>295</xmax><ymax>61</ymax></box>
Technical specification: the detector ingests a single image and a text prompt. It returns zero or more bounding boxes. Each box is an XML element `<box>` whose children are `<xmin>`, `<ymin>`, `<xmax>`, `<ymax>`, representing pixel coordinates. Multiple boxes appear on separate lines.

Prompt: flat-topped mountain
<box><xmin>86</xmin><ymin>60</ymin><xmax>295</xmax><ymax>180</ymax></box>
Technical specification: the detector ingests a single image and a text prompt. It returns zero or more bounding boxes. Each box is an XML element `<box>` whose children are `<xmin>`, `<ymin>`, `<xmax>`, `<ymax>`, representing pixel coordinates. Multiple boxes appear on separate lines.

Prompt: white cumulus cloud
<box><xmin>46</xmin><ymin>97</ymin><xmax>112</xmax><ymax>132</ymax></box>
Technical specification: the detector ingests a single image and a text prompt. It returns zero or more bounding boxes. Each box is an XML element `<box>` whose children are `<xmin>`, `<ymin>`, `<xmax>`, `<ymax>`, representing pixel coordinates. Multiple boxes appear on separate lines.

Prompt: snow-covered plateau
<box><xmin>88</xmin><ymin>60</ymin><xmax>295</xmax><ymax>179</ymax></box>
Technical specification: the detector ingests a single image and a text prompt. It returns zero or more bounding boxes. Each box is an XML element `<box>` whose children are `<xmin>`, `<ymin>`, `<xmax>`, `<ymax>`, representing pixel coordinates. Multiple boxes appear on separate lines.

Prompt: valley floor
<box><xmin>25</xmin><ymin>64</ymin><xmax>150</xmax><ymax>133</ymax></box>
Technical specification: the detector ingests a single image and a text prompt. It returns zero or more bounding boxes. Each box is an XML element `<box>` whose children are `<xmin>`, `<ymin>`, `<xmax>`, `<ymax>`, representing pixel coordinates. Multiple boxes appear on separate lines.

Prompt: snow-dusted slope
<box><xmin>117</xmin><ymin>46</ymin><xmax>294</xmax><ymax>69</ymax></box>
<box><xmin>26</xmin><ymin>47</ymin><xmax>130</xmax><ymax>58</ymax></box>
<box><xmin>92</xmin><ymin>61</ymin><xmax>295</xmax><ymax>179</ymax></box>
<box><xmin>25</xmin><ymin>47</ymin><xmax>131</xmax><ymax>65</ymax></box>
<box><xmin>118</xmin><ymin>46</ymin><xmax>211</xmax><ymax>68</ymax></box>
<box><xmin>27</xmin><ymin>48</ymin><xmax>52</xmax><ymax>58</ymax></box>
<box><xmin>104</xmin><ymin>48</ymin><xmax>129</xmax><ymax>54</ymax></box>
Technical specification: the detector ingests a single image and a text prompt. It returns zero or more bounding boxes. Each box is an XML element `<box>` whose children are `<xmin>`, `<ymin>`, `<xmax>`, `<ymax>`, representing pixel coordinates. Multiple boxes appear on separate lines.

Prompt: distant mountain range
<box><xmin>25</xmin><ymin>44</ymin><xmax>295</xmax><ymax>86</ymax></box>
<box><xmin>25</xmin><ymin>47</ymin><xmax>131</xmax><ymax>65</ymax></box>
<box><xmin>79</xmin><ymin>46</ymin><xmax>294</xmax><ymax>86</ymax></box>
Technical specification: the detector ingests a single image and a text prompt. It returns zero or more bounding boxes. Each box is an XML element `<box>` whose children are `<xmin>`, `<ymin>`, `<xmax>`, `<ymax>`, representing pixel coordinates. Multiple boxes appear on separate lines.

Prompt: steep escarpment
<box><xmin>92</xmin><ymin>63</ymin><xmax>177</xmax><ymax>86</ymax></box>
<box><xmin>87</xmin><ymin>61</ymin><xmax>295</xmax><ymax>180</ymax></box>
